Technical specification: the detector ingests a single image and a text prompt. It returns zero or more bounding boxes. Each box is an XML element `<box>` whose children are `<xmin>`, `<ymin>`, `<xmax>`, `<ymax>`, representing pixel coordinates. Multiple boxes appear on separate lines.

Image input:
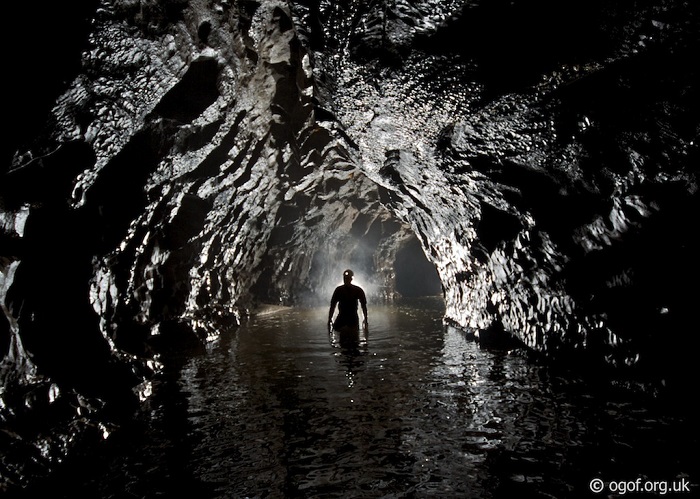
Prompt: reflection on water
<box><xmin>20</xmin><ymin>298</ymin><xmax>698</xmax><ymax>498</ymax></box>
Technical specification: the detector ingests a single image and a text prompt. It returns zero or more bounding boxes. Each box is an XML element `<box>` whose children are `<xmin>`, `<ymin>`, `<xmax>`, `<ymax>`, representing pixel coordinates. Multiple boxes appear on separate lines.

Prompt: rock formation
<box><xmin>1</xmin><ymin>0</ymin><xmax>698</xmax><ymax>490</ymax></box>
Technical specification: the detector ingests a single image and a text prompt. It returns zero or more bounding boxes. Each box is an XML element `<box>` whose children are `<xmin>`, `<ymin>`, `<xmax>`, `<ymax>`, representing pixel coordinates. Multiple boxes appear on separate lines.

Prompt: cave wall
<box><xmin>309</xmin><ymin>0</ymin><xmax>699</xmax><ymax>377</ymax></box>
<box><xmin>1</xmin><ymin>0</ymin><xmax>698</xmax><ymax>490</ymax></box>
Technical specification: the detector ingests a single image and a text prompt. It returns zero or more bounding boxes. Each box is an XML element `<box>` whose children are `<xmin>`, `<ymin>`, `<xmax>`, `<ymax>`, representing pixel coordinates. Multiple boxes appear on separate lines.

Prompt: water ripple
<box><xmin>171</xmin><ymin>299</ymin><xmax>697</xmax><ymax>498</ymax></box>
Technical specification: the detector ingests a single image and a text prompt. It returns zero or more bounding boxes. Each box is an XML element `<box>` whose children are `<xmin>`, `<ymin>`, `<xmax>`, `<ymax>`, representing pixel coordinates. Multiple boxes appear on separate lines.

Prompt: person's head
<box><xmin>343</xmin><ymin>269</ymin><xmax>354</xmax><ymax>285</ymax></box>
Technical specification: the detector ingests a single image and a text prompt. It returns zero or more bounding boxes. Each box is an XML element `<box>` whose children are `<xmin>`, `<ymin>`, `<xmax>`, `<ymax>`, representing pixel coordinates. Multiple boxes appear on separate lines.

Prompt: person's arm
<box><xmin>360</xmin><ymin>291</ymin><xmax>368</xmax><ymax>329</ymax></box>
<box><xmin>328</xmin><ymin>291</ymin><xmax>338</xmax><ymax>331</ymax></box>
<box><xmin>328</xmin><ymin>302</ymin><xmax>336</xmax><ymax>325</ymax></box>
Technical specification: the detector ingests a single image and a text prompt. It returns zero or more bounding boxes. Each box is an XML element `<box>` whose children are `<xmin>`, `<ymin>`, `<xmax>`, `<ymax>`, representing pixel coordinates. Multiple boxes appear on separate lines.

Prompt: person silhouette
<box><xmin>328</xmin><ymin>269</ymin><xmax>368</xmax><ymax>333</ymax></box>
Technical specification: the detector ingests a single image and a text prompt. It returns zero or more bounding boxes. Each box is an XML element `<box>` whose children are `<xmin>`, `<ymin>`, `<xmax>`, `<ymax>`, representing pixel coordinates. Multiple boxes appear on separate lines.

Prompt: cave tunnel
<box><xmin>394</xmin><ymin>234</ymin><xmax>442</xmax><ymax>298</ymax></box>
<box><xmin>1</xmin><ymin>0</ymin><xmax>699</xmax><ymax>496</ymax></box>
<box><xmin>255</xmin><ymin>192</ymin><xmax>445</xmax><ymax>308</ymax></box>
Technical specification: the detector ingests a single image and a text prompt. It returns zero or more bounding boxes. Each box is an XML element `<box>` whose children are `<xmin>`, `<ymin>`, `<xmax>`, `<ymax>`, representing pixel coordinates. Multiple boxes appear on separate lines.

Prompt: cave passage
<box><xmin>17</xmin><ymin>299</ymin><xmax>697</xmax><ymax>498</ymax></box>
<box><xmin>2</xmin><ymin>0</ymin><xmax>698</xmax><ymax>494</ymax></box>
<box><xmin>394</xmin><ymin>235</ymin><xmax>443</xmax><ymax>298</ymax></box>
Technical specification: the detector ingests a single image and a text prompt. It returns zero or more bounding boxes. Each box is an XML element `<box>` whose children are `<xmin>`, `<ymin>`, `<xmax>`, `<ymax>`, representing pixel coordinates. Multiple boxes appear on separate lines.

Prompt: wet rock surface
<box><xmin>1</xmin><ymin>0</ymin><xmax>698</xmax><ymax>491</ymax></box>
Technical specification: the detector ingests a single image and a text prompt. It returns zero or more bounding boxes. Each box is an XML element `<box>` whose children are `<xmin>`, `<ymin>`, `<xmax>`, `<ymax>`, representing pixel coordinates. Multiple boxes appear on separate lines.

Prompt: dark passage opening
<box><xmin>394</xmin><ymin>236</ymin><xmax>442</xmax><ymax>297</ymax></box>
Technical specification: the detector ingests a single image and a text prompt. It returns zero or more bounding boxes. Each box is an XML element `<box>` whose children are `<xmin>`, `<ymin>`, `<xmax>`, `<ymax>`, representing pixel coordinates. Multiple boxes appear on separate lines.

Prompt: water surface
<box><xmin>22</xmin><ymin>298</ymin><xmax>697</xmax><ymax>498</ymax></box>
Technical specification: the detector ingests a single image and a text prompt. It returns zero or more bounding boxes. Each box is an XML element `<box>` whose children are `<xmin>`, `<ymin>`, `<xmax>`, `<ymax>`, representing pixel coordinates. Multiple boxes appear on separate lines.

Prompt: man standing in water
<box><xmin>328</xmin><ymin>269</ymin><xmax>368</xmax><ymax>333</ymax></box>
